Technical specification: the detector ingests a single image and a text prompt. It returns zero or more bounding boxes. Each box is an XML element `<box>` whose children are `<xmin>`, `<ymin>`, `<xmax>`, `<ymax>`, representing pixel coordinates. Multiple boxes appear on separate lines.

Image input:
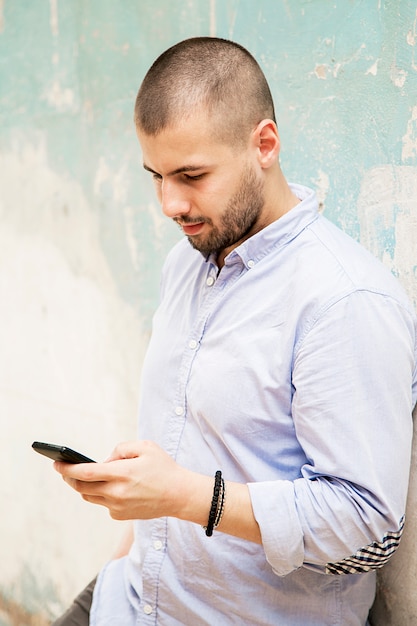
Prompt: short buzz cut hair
<box><xmin>134</xmin><ymin>37</ymin><xmax>276</xmax><ymax>147</ymax></box>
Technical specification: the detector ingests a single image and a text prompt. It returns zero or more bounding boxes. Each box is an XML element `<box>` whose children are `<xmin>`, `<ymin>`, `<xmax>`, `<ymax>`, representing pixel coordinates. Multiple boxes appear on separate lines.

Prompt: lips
<box><xmin>181</xmin><ymin>222</ymin><xmax>205</xmax><ymax>236</ymax></box>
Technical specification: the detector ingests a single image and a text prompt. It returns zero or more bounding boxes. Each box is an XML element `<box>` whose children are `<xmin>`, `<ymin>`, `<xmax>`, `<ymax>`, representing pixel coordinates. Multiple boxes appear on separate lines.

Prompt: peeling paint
<box><xmin>49</xmin><ymin>0</ymin><xmax>59</xmax><ymax>37</ymax></box>
<box><xmin>124</xmin><ymin>205</ymin><xmax>141</xmax><ymax>272</ymax></box>
<box><xmin>407</xmin><ymin>8</ymin><xmax>417</xmax><ymax>47</ymax></box>
<box><xmin>42</xmin><ymin>80</ymin><xmax>75</xmax><ymax>112</ymax></box>
<box><xmin>358</xmin><ymin>165</ymin><xmax>417</xmax><ymax>307</ymax></box>
<box><xmin>94</xmin><ymin>157</ymin><xmax>112</xmax><ymax>197</ymax></box>
<box><xmin>314</xmin><ymin>64</ymin><xmax>327</xmax><ymax>79</ymax></box>
<box><xmin>314</xmin><ymin>170</ymin><xmax>330</xmax><ymax>212</ymax></box>
<box><xmin>390</xmin><ymin>64</ymin><xmax>408</xmax><ymax>88</ymax></box>
<box><xmin>210</xmin><ymin>0</ymin><xmax>216</xmax><ymax>36</ymax></box>
<box><xmin>407</xmin><ymin>29</ymin><xmax>416</xmax><ymax>46</ymax></box>
<box><xmin>402</xmin><ymin>105</ymin><xmax>417</xmax><ymax>161</ymax></box>
<box><xmin>408</xmin><ymin>8</ymin><xmax>417</xmax><ymax>70</ymax></box>
<box><xmin>366</xmin><ymin>59</ymin><xmax>379</xmax><ymax>75</ymax></box>
<box><xmin>93</xmin><ymin>157</ymin><xmax>129</xmax><ymax>205</ymax></box>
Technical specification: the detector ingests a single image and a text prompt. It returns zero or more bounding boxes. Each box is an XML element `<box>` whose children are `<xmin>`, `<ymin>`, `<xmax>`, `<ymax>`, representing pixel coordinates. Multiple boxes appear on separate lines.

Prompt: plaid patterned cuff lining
<box><xmin>326</xmin><ymin>515</ymin><xmax>405</xmax><ymax>575</ymax></box>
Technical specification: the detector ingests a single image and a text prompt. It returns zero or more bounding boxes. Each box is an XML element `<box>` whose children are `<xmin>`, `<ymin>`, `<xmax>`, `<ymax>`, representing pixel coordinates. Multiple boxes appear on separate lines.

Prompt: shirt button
<box><xmin>206</xmin><ymin>276</ymin><xmax>215</xmax><ymax>286</ymax></box>
<box><xmin>188</xmin><ymin>339</ymin><xmax>198</xmax><ymax>349</ymax></box>
<box><xmin>247</xmin><ymin>259</ymin><xmax>255</xmax><ymax>268</ymax></box>
<box><xmin>175</xmin><ymin>406</ymin><xmax>184</xmax><ymax>416</ymax></box>
<box><xmin>143</xmin><ymin>604</ymin><xmax>153</xmax><ymax>615</ymax></box>
<box><xmin>154</xmin><ymin>540</ymin><xmax>163</xmax><ymax>550</ymax></box>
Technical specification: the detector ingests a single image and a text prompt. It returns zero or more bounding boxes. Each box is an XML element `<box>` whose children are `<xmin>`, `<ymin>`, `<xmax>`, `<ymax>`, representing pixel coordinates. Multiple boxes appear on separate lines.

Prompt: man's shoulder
<box><xmin>305</xmin><ymin>215</ymin><xmax>415</xmax><ymax>317</ymax></box>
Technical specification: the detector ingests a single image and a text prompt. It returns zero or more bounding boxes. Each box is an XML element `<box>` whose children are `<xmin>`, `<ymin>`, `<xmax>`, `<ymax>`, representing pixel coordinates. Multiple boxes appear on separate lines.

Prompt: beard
<box><xmin>179</xmin><ymin>164</ymin><xmax>265</xmax><ymax>258</ymax></box>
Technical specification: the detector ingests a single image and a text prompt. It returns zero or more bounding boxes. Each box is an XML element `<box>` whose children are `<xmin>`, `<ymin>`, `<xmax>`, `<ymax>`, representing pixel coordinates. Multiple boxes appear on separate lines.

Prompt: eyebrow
<box><xmin>143</xmin><ymin>163</ymin><xmax>206</xmax><ymax>177</ymax></box>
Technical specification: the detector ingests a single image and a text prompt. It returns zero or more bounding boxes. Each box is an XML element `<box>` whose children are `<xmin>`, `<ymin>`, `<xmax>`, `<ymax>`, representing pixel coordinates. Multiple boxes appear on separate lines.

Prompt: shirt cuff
<box><xmin>248</xmin><ymin>480</ymin><xmax>304</xmax><ymax>576</ymax></box>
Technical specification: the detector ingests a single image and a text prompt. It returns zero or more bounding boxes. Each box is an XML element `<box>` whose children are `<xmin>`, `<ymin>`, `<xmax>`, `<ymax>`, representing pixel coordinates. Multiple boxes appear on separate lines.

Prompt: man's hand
<box><xmin>54</xmin><ymin>439</ymin><xmax>262</xmax><ymax>544</ymax></box>
<box><xmin>54</xmin><ymin>440</ymin><xmax>189</xmax><ymax>521</ymax></box>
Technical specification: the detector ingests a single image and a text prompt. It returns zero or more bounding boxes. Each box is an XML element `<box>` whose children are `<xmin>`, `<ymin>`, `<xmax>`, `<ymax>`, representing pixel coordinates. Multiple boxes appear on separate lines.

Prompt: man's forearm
<box><xmin>177</xmin><ymin>469</ymin><xmax>262</xmax><ymax>544</ymax></box>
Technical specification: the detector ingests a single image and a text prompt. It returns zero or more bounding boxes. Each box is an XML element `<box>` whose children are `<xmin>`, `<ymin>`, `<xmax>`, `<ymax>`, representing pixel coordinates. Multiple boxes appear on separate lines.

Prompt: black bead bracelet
<box><xmin>204</xmin><ymin>470</ymin><xmax>224</xmax><ymax>537</ymax></box>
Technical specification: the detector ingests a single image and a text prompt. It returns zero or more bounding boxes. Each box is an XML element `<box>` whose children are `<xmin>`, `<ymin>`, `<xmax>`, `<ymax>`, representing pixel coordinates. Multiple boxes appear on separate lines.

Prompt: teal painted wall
<box><xmin>0</xmin><ymin>1</ymin><xmax>416</xmax><ymax>622</ymax></box>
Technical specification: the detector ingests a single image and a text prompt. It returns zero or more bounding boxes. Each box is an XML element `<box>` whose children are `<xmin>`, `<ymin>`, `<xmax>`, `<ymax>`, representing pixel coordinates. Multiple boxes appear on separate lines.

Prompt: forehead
<box><xmin>136</xmin><ymin>113</ymin><xmax>241</xmax><ymax>174</ymax></box>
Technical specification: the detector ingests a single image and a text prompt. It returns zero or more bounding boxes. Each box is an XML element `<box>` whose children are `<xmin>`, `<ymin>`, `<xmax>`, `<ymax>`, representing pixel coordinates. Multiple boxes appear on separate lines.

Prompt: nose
<box><xmin>160</xmin><ymin>179</ymin><xmax>191</xmax><ymax>219</ymax></box>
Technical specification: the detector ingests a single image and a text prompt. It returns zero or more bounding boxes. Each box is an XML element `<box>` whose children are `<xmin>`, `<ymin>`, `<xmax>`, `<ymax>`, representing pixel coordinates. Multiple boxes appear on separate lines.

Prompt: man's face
<box><xmin>137</xmin><ymin>113</ymin><xmax>266</xmax><ymax>262</ymax></box>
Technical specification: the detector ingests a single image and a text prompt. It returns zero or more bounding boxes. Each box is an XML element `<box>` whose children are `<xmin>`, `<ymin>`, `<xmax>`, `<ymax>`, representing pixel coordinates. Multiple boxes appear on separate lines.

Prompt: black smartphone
<box><xmin>32</xmin><ymin>441</ymin><xmax>96</xmax><ymax>464</ymax></box>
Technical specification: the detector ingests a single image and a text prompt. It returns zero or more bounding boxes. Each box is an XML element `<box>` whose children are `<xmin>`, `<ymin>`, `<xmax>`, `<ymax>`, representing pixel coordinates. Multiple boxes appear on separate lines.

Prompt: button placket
<box><xmin>142</xmin><ymin>262</ymin><xmax>239</xmax><ymax>620</ymax></box>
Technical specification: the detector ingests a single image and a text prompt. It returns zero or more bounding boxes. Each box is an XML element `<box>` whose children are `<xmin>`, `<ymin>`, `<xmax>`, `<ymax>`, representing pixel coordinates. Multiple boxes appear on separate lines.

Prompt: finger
<box><xmin>105</xmin><ymin>441</ymin><xmax>143</xmax><ymax>462</ymax></box>
<box><xmin>79</xmin><ymin>492</ymin><xmax>131</xmax><ymax>521</ymax></box>
<box><xmin>54</xmin><ymin>461</ymin><xmax>112</xmax><ymax>482</ymax></box>
<box><xmin>82</xmin><ymin>493</ymin><xmax>107</xmax><ymax>505</ymax></box>
<box><xmin>63</xmin><ymin>476</ymin><xmax>101</xmax><ymax>497</ymax></box>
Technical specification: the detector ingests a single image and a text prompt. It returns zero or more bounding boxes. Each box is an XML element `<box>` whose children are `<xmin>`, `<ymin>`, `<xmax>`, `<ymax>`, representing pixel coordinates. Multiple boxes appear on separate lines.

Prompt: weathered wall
<box><xmin>0</xmin><ymin>1</ymin><xmax>416</xmax><ymax>623</ymax></box>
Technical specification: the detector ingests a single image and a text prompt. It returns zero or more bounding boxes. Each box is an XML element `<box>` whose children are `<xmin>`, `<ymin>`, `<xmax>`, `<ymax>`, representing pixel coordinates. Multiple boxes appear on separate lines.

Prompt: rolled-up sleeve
<box><xmin>249</xmin><ymin>289</ymin><xmax>416</xmax><ymax>577</ymax></box>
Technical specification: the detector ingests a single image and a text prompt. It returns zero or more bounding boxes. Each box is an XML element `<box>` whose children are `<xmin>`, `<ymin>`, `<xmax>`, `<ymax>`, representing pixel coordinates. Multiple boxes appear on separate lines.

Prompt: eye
<box><xmin>184</xmin><ymin>173</ymin><xmax>205</xmax><ymax>181</ymax></box>
<box><xmin>151</xmin><ymin>173</ymin><xmax>162</xmax><ymax>182</ymax></box>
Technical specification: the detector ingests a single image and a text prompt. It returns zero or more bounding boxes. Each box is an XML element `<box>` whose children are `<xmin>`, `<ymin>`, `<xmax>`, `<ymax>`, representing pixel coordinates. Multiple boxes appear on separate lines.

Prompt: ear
<box><xmin>253</xmin><ymin>119</ymin><xmax>280</xmax><ymax>168</ymax></box>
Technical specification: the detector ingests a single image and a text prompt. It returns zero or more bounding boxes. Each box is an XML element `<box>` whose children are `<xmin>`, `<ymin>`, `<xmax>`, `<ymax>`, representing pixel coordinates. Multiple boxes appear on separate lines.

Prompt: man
<box><xmin>53</xmin><ymin>37</ymin><xmax>417</xmax><ymax>625</ymax></box>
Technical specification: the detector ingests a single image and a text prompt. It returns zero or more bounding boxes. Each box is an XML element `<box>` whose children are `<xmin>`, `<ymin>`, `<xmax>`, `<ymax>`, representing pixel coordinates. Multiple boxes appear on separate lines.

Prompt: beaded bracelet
<box><xmin>204</xmin><ymin>470</ymin><xmax>224</xmax><ymax>537</ymax></box>
<box><xmin>214</xmin><ymin>477</ymin><xmax>226</xmax><ymax>528</ymax></box>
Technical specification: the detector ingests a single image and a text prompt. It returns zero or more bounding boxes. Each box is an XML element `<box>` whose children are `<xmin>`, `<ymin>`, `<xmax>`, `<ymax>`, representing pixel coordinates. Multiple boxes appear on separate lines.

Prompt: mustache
<box><xmin>174</xmin><ymin>216</ymin><xmax>212</xmax><ymax>226</ymax></box>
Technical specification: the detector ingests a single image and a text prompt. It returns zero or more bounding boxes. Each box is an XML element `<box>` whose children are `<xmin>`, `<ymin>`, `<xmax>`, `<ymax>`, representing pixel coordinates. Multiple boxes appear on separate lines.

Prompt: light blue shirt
<box><xmin>91</xmin><ymin>184</ymin><xmax>417</xmax><ymax>626</ymax></box>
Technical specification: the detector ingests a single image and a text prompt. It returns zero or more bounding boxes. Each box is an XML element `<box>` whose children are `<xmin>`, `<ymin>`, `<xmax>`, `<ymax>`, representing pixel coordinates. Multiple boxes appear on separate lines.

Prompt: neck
<box><xmin>264</xmin><ymin>165</ymin><xmax>300</xmax><ymax>223</ymax></box>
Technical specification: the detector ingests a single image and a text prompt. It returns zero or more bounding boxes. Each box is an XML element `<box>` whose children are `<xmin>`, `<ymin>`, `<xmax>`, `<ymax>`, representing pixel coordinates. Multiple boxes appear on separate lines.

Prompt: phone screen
<box><xmin>32</xmin><ymin>441</ymin><xmax>96</xmax><ymax>464</ymax></box>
